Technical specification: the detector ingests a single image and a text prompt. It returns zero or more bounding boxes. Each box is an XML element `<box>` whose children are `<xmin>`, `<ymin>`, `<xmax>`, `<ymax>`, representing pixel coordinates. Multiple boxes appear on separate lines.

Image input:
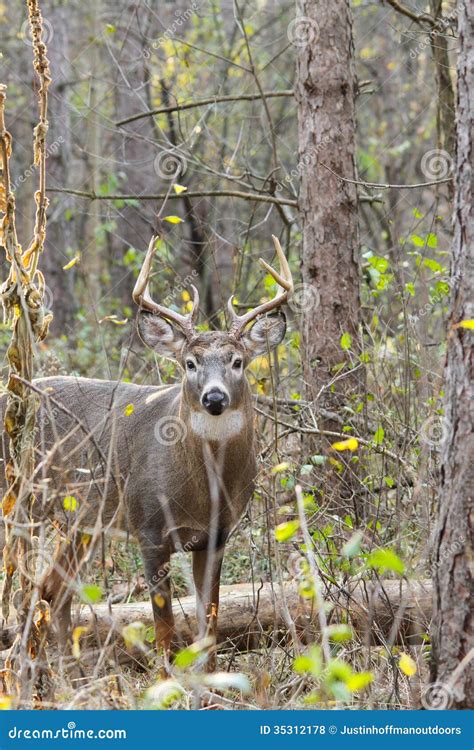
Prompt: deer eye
<box><xmin>232</xmin><ymin>359</ymin><xmax>243</xmax><ymax>370</ymax></box>
<box><xmin>186</xmin><ymin>360</ymin><xmax>196</xmax><ymax>371</ymax></box>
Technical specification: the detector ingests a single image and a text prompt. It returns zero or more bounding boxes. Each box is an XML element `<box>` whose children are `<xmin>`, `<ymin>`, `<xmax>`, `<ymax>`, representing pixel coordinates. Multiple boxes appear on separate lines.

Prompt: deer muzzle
<box><xmin>201</xmin><ymin>386</ymin><xmax>229</xmax><ymax>416</ymax></box>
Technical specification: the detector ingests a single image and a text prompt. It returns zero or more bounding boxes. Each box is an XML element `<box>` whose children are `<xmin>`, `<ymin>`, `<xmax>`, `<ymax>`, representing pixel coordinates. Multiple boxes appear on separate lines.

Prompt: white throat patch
<box><xmin>190</xmin><ymin>410</ymin><xmax>244</xmax><ymax>442</ymax></box>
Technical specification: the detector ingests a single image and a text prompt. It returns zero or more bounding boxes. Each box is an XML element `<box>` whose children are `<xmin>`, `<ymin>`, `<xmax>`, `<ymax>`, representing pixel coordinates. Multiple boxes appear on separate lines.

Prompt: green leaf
<box><xmin>410</xmin><ymin>234</ymin><xmax>425</xmax><ymax>247</ymax></box>
<box><xmin>275</xmin><ymin>520</ymin><xmax>299</xmax><ymax>542</ymax></box>
<box><xmin>327</xmin><ymin>658</ymin><xmax>353</xmax><ymax>682</ymax></box>
<box><xmin>405</xmin><ymin>282</ymin><xmax>415</xmax><ymax>297</ymax></box>
<box><xmin>173</xmin><ymin>637</ymin><xmax>214</xmax><ymax>669</ymax></box>
<box><xmin>340</xmin><ymin>332</ymin><xmax>352</xmax><ymax>351</ymax></box>
<box><xmin>80</xmin><ymin>584</ymin><xmax>102</xmax><ymax>605</ymax></box>
<box><xmin>293</xmin><ymin>645</ymin><xmax>322</xmax><ymax>677</ymax></box>
<box><xmin>426</xmin><ymin>232</ymin><xmax>438</xmax><ymax>248</ymax></box>
<box><xmin>412</xmin><ymin>208</ymin><xmax>423</xmax><ymax>219</ymax></box>
<box><xmin>368</xmin><ymin>256</ymin><xmax>388</xmax><ymax>273</ymax></box>
<box><xmin>373</xmin><ymin>425</ymin><xmax>385</xmax><ymax>445</ymax></box>
<box><xmin>368</xmin><ymin>548</ymin><xmax>405</xmax><ymax>575</ymax></box>
<box><xmin>423</xmin><ymin>257</ymin><xmax>443</xmax><ymax>273</ymax></box>
<box><xmin>342</xmin><ymin>530</ymin><xmax>363</xmax><ymax>558</ymax></box>
<box><xmin>326</xmin><ymin>624</ymin><xmax>354</xmax><ymax>642</ymax></box>
<box><xmin>310</xmin><ymin>454</ymin><xmax>326</xmax><ymax>466</ymax></box>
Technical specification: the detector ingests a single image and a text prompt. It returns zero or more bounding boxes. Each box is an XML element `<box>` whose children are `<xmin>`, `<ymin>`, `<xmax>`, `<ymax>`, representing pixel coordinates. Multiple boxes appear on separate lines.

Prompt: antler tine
<box><xmin>228</xmin><ymin>234</ymin><xmax>293</xmax><ymax>336</ymax></box>
<box><xmin>133</xmin><ymin>236</ymin><xmax>199</xmax><ymax>338</ymax></box>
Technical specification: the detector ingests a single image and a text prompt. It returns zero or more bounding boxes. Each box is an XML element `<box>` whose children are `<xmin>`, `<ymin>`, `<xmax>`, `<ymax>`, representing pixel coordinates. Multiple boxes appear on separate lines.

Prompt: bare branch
<box><xmin>116</xmin><ymin>90</ymin><xmax>294</xmax><ymax>126</ymax></box>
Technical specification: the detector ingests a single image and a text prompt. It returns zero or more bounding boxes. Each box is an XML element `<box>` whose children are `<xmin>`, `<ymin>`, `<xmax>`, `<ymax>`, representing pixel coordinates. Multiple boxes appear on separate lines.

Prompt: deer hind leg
<box><xmin>192</xmin><ymin>543</ymin><xmax>226</xmax><ymax>672</ymax></box>
<box><xmin>139</xmin><ymin>535</ymin><xmax>174</xmax><ymax>672</ymax></box>
<box><xmin>40</xmin><ymin>532</ymin><xmax>88</xmax><ymax>652</ymax></box>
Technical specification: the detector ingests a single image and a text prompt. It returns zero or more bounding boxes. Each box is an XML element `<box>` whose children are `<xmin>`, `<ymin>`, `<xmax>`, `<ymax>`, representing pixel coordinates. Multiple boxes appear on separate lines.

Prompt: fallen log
<box><xmin>74</xmin><ymin>579</ymin><xmax>431</xmax><ymax>664</ymax></box>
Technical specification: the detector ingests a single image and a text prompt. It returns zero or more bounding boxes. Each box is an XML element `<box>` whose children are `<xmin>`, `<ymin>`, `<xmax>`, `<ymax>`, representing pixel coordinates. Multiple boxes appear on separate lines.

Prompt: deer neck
<box><xmin>179</xmin><ymin>384</ymin><xmax>254</xmax><ymax>448</ymax></box>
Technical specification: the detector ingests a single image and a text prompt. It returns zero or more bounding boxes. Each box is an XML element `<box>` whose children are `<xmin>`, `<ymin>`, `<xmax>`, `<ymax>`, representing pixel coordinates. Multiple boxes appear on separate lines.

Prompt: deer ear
<box><xmin>137</xmin><ymin>311</ymin><xmax>187</xmax><ymax>359</ymax></box>
<box><xmin>242</xmin><ymin>313</ymin><xmax>286</xmax><ymax>360</ymax></box>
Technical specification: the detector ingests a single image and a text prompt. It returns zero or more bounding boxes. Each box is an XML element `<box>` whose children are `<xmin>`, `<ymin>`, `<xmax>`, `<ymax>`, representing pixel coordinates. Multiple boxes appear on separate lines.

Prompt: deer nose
<box><xmin>202</xmin><ymin>387</ymin><xmax>229</xmax><ymax>416</ymax></box>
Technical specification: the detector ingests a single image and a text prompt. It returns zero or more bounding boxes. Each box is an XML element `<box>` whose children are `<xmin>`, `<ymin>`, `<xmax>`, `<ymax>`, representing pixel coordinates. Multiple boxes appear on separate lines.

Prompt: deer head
<box><xmin>133</xmin><ymin>235</ymin><xmax>293</xmax><ymax>424</ymax></box>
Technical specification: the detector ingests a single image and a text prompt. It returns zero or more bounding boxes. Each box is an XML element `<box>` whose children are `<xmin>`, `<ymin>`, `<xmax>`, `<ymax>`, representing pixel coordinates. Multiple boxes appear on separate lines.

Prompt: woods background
<box><xmin>0</xmin><ymin>0</ymin><xmax>472</xmax><ymax>711</ymax></box>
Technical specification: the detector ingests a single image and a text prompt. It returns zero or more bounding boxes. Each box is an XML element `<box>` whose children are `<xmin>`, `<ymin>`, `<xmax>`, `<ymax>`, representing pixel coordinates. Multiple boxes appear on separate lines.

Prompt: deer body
<box><xmin>0</xmin><ymin>235</ymin><xmax>292</xmax><ymax>669</ymax></box>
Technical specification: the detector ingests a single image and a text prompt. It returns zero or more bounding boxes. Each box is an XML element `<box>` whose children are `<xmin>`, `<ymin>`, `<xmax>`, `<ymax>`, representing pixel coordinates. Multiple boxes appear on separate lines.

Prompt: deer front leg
<box><xmin>140</xmin><ymin>538</ymin><xmax>174</xmax><ymax>673</ymax></box>
<box><xmin>192</xmin><ymin>544</ymin><xmax>225</xmax><ymax>672</ymax></box>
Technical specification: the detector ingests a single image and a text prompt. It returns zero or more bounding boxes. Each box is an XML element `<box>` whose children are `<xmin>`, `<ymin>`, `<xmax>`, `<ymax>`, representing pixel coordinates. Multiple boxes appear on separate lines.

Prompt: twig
<box><xmin>321</xmin><ymin>163</ymin><xmax>452</xmax><ymax>190</ymax></box>
<box><xmin>255</xmin><ymin>407</ymin><xmax>414</xmax><ymax>469</ymax></box>
<box><xmin>116</xmin><ymin>90</ymin><xmax>294</xmax><ymax>126</ymax></box>
<box><xmin>46</xmin><ymin>186</ymin><xmax>378</xmax><ymax>206</ymax></box>
<box><xmin>384</xmin><ymin>0</ymin><xmax>436</xmax><ymax>26</ymax></box>
<box><xmin>46</xmin><ymin>187</ymin><xmax>298</xmax><ymax>207</ymax></box>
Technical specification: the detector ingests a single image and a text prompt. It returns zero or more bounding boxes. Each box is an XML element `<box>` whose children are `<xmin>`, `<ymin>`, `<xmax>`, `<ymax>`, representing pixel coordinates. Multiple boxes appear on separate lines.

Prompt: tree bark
<box><xmin>295</xmin><ymin>0</ymin><xmax>364</xmax><ymax>515</ymax></box>
<box><xmin>41</xmin><ymin>0</ymin><xmax>77</xmax><ymax>334</ymax></box>
<box><xmin>77</xmin><ymin>579</ymin><xmax>431</xmax><ymax>663</ymax></box>
<box><xmin>430</xmin><ymin>0</ymin><xmax>474</xmax><ymax>710</ymax></box>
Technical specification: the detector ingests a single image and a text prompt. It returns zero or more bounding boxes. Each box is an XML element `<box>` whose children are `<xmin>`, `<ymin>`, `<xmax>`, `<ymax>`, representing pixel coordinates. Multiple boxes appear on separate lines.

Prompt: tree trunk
<box><xmin>41</xmin><ymin>0</ymin><xmax>77</xmax><ymax>334</ymax></box>
<box><xmin>105</xmin><ymin>1</ymin><xmax>157</xmax><ymax>305</ymax></box>
<box><xmin>429</xmin><ymin>0</ymin><xmax>457</xmax><ymax>169</ymax></box>
<box><xmin>430</xmin><ymin>0</ymin><xmax>474</xmax><ymax>709</ymax></box>
<box><xmin>295</xmin><ymin>0</ymin><xmax>364</xmax><ymax>516</ymax></box>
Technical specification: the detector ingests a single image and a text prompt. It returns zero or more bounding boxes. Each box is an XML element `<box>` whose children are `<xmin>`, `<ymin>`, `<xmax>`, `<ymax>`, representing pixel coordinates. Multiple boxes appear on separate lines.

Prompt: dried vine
<box><xmin>0</xmin><ymin>0</ymin><xmax>52</xmax><ymax>702</ymax></box>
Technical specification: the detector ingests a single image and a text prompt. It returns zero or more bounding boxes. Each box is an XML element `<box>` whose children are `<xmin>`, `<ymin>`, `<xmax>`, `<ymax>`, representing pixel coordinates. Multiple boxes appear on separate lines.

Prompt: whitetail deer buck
<box><xmin>0</xmin><ymin>235</ymin><xmax>293</xmax><ymax>669</ymax></box>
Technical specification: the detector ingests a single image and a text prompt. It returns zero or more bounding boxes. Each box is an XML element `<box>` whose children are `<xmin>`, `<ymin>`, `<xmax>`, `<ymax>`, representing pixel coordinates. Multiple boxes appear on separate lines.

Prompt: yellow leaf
<box><xmin>72</xmin><ymin>626</ymin><xmax>88</xmax><ymax>659</ymax></box>
<box><xmin>455</xmin><ymin>319</ymin><xmax>474</xmax><ymax>330</ymax></box>
<box><xmin>62</xmin><ymin>254</ymin><xmax>80</xmax><ymax>270</ymax></box>
<box><xmin>163</xmin><ymin>215</ymin><xmax>183</xmax><ymax>224</ymax></box>
<box><xmin>399</xmin><ymin>652</ymin><xmax>417</xmax><ymax>676</ymax></box>
<box><xmin>275</xmin><ymin>520</ymin><xmax>300</xmax><ymax>542</ymax></box>
<box><xmin>331</xmin><ymin>437</ymin><xmax>359</xmax><ymax>452</ymax></box>
<box><xmin>272</xmin><ymin>462</ymin><xmax>290</xmax><ymax>474</ymax></box>
<box><xmin>124</xmin><ymin>403</ymin><xmax>135</xmax><ymax>416</ymax></box>
<box><xmin>0</xmin><ymin>694</ymin><xmax>12</xmax><ymax>710</ymax></box>
<box><xmin>182</xmin><ymin>290</ymin><xmax>191</xmax><ymax>302</ymax></box>
<box><xmin>63</xmin><ymin>495</ymin><xmax>78</xmax><ymax>512</ymax></box>
<box><xmin>1</xmin><ymin>491</ymin><xmax>16</xmax><ymax>516</ymax></box>
<box><xmin>99</xmin><ymin>315</ymin><xmax>128</xmax><ymax>326</ymax></box>
<box><xmin>154</xmin><ymin>593</ymin><xmax>165</xmax><ymax>608</ymax></box>
<box><xmin>173</xmin><ymin>184</ymin><xmax>187</xmax><ymax>194</ymax></box>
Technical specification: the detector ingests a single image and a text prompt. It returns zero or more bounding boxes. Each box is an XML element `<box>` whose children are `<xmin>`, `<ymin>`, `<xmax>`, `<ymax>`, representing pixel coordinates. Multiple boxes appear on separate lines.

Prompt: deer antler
<box><xmin>133</xmin><ymin>236</ymin><xmax>199</xmax><ymax>339</ymax></box>
<box><xmin>227</xmin><ymin>235</ymin><xmax>293</xmax><ymax>337</ymax></box>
